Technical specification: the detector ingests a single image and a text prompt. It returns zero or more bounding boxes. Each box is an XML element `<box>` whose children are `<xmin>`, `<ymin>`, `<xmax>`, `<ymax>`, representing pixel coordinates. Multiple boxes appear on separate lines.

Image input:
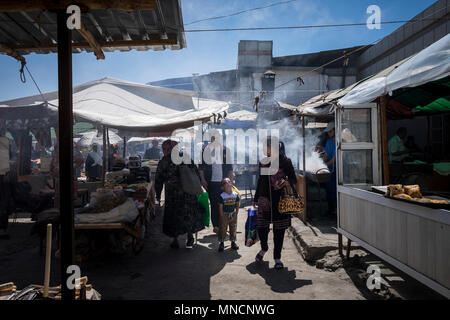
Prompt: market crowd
<box><xmin>154</xmin><ymin>136</ymin><xmax>301</xmax><ymax>270</ymax></box>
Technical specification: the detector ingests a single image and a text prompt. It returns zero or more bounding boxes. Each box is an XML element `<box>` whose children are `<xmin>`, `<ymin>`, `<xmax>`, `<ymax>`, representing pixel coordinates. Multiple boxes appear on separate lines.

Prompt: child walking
<box><xmin>218</xmin><ymin>178</ymin><xmax>240</xmax><ymax>252</ymax></box>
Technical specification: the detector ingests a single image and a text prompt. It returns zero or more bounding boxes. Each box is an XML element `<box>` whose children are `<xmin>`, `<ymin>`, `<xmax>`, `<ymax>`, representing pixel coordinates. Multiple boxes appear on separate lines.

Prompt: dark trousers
<box><xmin>257</xmin><ymin>227</ymin><xmax>286</xmax><ymax>260</ymax></box>
<box><xmin>208</xmin><ymin>181</ymin><xmax>222</xmax><ymax>228</ymax></box>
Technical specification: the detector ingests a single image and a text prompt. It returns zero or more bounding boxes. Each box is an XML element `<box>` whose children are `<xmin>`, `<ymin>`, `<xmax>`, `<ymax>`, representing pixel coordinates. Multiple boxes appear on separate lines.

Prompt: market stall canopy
<box><xmin>76</xmin><ymin>129</ymin><xmax>123</xmax><ymax>147</ymax></box>
<box><xmin>295</xmin><ymin>56</ymin><xmax>415</xmax><ymax>117</ymax></box>
<box><xmin>276</xmin><ymin>101</ymin><xmax>297</xmax><ymax>111</ymax></box>
<box><xmin>339</xmin><ymin>34</ymin><xmax>450</xmax><ymax>107</ymax></box>
<box><xmin>223</xmin><ymin>110</ymin><xmax>258</xmax><ymax>129</ymax></box>
<box><xmin>0</xmin><ymin>0</ymin><xmax>186</xmax><ymax>61</ymax></box>
<box><xmin>0</xmin><ymin>78</ymin><xmax>229</xmax><ymax>135</ymax></box>
<box><xmin>127</xmin><ymin>137</ymin><xmax>168</xmax><ymax>143</ymax></box>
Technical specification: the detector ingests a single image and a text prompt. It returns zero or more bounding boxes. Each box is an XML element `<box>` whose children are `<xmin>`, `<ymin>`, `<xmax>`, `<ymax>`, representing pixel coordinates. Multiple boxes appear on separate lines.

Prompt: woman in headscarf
<box><xmin>85</xmin><ymin>144</ymin><xmax>102</xmax><ymax>182</ymax></box>
<box><xmin>253</xmin><ymin>137</ymin><xmax>297</xmax><ymax>270</ymax></box>
<box><xmin>155</xmin><ymin>139</ymin><xmax>204</xmax><ymax>249</ymax></box>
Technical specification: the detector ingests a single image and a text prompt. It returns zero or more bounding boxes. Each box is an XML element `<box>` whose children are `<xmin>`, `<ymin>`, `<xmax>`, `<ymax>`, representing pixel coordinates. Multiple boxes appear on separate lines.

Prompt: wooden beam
<box><xmin>0</xmin><ymin>42</ymin><xmax>26</xmax><ymax>63</ymax></box>
<box><xmin>102</xmin><ymin>126</ymin><xmax>106</xmax><ymax>186</ymax></box>
<box><xmin>380</xmin><ymin>96</ymin><xmax>390</xmax><ymax>185</ymax></box>
<box><xmin>0</xmin><ymin>0</ymin><xmax>156</xmax><ymax>12</ymax></box>
<box><xmin>77</xmin><ymin>22</ymin><xmax>105</xmax><ymax>59</ymax></box>
<box><xmin>11</xmin><ymin>34</ymin><xmax>178</xmax><ymax>51</ymax></box>
<box><xmin>56</xmin><ymin>9</ymin><xmax>75</xmax><ymax>301</ymax></box>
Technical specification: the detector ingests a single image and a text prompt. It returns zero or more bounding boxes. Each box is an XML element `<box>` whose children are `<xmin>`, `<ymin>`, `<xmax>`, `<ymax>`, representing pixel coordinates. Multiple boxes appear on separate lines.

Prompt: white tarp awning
<box><xmin>76</xmin><ymin>130</ymin><xmax>123</xmax><ymax>147</ymax></box>
<box><xmin>0</xmin><ymin>77</ymin><xmax>229</xmax><ymax>134</ymax></box>
<box><xmin>339</xmin><ymin>34</ymin><xmax>450</xmax><ymax>107</ymax></box>
<box><xmin>297</xmin><ymin>56</ymin><xmax>414</xmax><ymax>115</ymax></box>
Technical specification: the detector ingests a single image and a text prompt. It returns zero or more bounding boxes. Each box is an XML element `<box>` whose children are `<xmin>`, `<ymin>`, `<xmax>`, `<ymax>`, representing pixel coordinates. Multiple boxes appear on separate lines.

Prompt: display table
<box><xmin>74</xmin><ymin>182</ymin><xmax>155</xmax><ymax>256</ymax></box>
<box><xmin>337</xmin><ymin>186</ymin><xmax>450</xmax><ymax>298</ymax></box>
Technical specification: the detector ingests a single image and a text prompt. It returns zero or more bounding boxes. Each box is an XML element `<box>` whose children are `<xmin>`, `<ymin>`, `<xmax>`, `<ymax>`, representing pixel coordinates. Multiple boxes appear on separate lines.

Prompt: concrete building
<box><xmin>149</xmin><ymin>0</ymin><xmax>449</xmax><ymax>113</ymax></box>
<box><xmin>357</xmin><ymin>0</ymin><xmax>450</xmax><ymax>79</ymax></box>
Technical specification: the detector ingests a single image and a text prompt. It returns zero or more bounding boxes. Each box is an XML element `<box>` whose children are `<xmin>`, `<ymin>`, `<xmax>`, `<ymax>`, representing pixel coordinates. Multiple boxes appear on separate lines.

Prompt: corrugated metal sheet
<box><xmin>295</xmin><ymin>55</ymin><xmax>415</xmax><ymax>115</ymax></box>
<box><xmin>0</xmin><ymin>0</ymin><xmax>186</xmax><ymax>55</ymax></box>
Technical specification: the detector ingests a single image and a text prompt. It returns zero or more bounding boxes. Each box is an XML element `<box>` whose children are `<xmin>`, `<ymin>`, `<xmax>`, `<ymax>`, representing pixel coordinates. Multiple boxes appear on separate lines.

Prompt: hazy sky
<box><xmin>0</xmin><ymin>0</ymin><xmax>438</xmax><ymax>101</ymax></box>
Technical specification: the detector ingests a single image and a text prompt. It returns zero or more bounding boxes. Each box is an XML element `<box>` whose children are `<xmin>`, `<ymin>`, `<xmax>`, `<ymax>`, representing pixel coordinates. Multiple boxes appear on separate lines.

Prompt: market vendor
<box><xmin>73</xmin><ymin>143</ymin><xmax>84</xmax><ymax>178</ymax></box>
<box><xmin>388</xmin><ymin>127</ymin><xmax>411</xmax><ymax>163</ymax></box>
<box><xmin>85</xmin><ymin>144</ymin><xmax>102</xmax><ymax>182</ymax></box>
<box><xmin>144</xmin><ymin>139</ymin><xmax>161</xmax><ymax>160</ymax></box>
<box><xmin>322</xmin><ymin>122</ymin><xmax>337</xmax><ymax>216</ymax></box>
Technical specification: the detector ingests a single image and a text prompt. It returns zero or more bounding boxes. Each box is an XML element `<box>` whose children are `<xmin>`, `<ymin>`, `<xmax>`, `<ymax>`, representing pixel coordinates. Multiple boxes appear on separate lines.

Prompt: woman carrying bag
<box><xmin>253</xmin><ymin>138</ymin><xmax>298</xmax><ymax>270</ymax></box>
<box><xmin>155</xmin><ymin>140</ymin><xmax>204</xmax><ymax>249</ymax></box>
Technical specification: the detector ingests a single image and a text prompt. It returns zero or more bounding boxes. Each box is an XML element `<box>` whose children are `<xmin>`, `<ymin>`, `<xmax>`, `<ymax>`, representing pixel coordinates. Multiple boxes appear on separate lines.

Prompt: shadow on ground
<box><xmin>246</xmin><ymin>261</ymin><xmax>312</xmax><ymax>294</ymax></box>
<box><xmin>79</xmin><ymin>211</ymin><xmax>242</xmax><ymax>300</ymax></box>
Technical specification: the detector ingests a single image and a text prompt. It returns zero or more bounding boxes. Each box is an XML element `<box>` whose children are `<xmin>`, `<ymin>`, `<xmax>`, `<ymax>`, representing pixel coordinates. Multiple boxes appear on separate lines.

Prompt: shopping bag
<box><xmin>245</xmin><ymin>208</ymin><xmax>259</xmax><ymax>247</ymax></box>
<box><xmin>197</xmin><ymin>192</ymin><xmax>210</xmax><ymax>227</ymax></box>
<box><xmin>278</xmin><ymin>183</ymin><xmax>305</xmax><ymax>215</ymax></box>
<box><xmin>180</xmin><ymin>164</ymin><xmax>204</xmax><ymax>195</ymax></box>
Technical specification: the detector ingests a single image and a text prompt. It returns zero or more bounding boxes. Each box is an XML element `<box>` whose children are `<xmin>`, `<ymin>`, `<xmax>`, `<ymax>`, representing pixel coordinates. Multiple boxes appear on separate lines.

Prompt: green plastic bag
<box><xmin>197</xmin><ymin>192</ymin><xmax>210</xmax><ymax>227</ymax></box>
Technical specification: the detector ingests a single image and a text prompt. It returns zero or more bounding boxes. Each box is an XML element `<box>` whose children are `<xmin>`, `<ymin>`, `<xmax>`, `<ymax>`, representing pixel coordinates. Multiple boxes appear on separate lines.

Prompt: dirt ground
<box><xmin>0</xmin><ymin>207</ymin><xmax>364</xmax><ymax>300</ymax></box>
<box><xmin>0</xmin><ymin>205</ymin><xmax>443</xmax><ymax>300</ymax></box>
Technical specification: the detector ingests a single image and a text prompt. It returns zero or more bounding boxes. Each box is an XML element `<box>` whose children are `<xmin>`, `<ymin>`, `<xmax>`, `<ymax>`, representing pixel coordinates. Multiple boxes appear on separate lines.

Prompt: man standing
<box><xmin>73</xmin><ymin>143</ymin><xmax>84</xmax><ymax>178</ymax></box>
<box><xmin>388</xmin><ymin>127</ymin><xmax>410</xmax><ymax>163</ymax></box>
<box><xmin>85</xmin><ymin>144</ymin><xmax>102</xmax><ymax>181</ymax></box>
<box><xmin>144</xmin><ymin>139</ymin><xmax>161</xmax><ymax>160</ymax></box>
<box><xmin>199</xmin><ymin>137</ymin><xmax>234</xmax><ymax>233</ymax></box>
<box><xmin>323</xmin><ymin>122</ymin><xmax>337</xmax><ymax>217</ymax></box>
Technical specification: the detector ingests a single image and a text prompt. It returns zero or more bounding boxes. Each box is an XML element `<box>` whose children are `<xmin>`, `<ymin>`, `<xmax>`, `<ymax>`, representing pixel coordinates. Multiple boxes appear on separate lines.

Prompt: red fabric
<box><xmin>387</xmin><ymin>99</ymin><xmax>413</xmax><ymax>120</ymax></box>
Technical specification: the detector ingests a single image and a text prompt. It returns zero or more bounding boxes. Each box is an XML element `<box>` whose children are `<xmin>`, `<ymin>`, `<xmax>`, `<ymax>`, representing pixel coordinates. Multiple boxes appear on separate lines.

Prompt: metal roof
<box><xmin>294</xmin><ymin>55</ymin><xmax>415</xmax><ymax>116</ymax></box>
<box><xmin>0</xmin><ymin>0</ymin><xmax>186</xmax><ymax>58</ymax></box>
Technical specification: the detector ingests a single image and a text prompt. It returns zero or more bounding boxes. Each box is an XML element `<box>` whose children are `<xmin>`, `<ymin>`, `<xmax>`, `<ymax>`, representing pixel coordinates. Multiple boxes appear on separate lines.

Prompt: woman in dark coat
<box><xmin>155</xmin><ymin>140</ymin><xmax>204</xmax><ymax>249</ymax></box>
<box><xmin>85</xmin><ymin>144</ymin><xmax>102</xmax><ymax>181</ymax></box>
<box><xmin>253</xmin><ymin>138</ymin><xmax>297</xmax><ymax>269</ymax></box>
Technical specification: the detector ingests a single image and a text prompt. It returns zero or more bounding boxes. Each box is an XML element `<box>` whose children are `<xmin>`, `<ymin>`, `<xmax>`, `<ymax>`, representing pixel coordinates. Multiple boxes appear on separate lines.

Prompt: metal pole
<box><xmin>302</xmin><ymin>115</ymin><xmax>307</xmax><ymax>221</ymax></box>
<box><xmin>102</xmin><ymin>126</ymin><xmax>106</xmax><ymax>186</ymax></box>
<box><xmin>57</xmin><ymin>10</ymin><xmax>74</xmax><ymax>300</ymax></box>
<box><xmin>123</xmin><ymin>136</ymin><xmax>126</xmax><ymax>159</ymax></box>
<box><xmin>302</xmin><ymin>116</ymin><xmax>306</xmax><ymax>173</ymax></box>
<box><xmin>380</xmin><ymin>96</ymin><xmax>389</xmax><ymax>185</ymax></box>
<box><xmin>106</xmin><ymin>128</ymin><xmax>110</xmax><ymax>171</ymax></box>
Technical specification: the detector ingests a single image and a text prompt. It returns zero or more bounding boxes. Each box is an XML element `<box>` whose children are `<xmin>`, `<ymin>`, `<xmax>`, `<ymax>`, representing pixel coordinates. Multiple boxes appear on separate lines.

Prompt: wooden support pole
<box><xmin>43</xmin><ymin>223</ymin><xmax>52</xmax><ymax>298</ymax></box>
<box><xmin>76</xmin><ymin>23</ymin><xmax>105</xmax><ymax>60</ymax></box>
<box><xmin>346</xmin><ymin>239</ymin><xmax>352</xmax><ymax>260</ymax></box>
<box><xmin>302</xmin><ymin>115</ymin><xmax>307</xmax><ymax>221</ymax></box>
<box><xmin>102</xmin><ymin>126</ymin><xmax>106</xmax><ymax>186</ymax></box>
<box><xmin>302</xmin><ymin>116</ymin><xmax>306</xmax><ymax>173</ymax></box>
<box><xmin>123</xmin><ymin>136</ymin><xmax>126</xmax><ymax>159</ymax></box>
<box><xmin>57</xmin><ymin>10</ymin><xmax>75</xmax><ymax>301</ymax></box>
<box><xmin>106</xmin><ymin>128</ymin><xmax>110</xmax><ymax>171</ymax></box>
<box><xmin>380</xmin><ymin>96</ymin><xmax>389</xmax><ymax>185</ymax></box>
